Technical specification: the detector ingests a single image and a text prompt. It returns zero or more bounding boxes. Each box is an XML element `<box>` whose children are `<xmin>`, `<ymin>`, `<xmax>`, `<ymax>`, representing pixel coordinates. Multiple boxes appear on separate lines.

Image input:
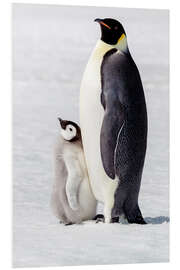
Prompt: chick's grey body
<box><xmin>100</xmin><ymin>49</ymin><xmax>147</xmax><ymax>223</ymax></box>
<box><xmin>51</xmin><ymin>126</ymin><xmax>97</xmax><ymax>224</ymax></box>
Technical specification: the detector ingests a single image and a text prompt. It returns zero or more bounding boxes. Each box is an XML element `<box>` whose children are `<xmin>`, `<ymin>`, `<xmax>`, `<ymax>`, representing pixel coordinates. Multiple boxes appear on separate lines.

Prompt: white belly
<box><xmin>79</xmin><ymin>40</ymin><xmax>118</xmax><ymax>204</ymax></box>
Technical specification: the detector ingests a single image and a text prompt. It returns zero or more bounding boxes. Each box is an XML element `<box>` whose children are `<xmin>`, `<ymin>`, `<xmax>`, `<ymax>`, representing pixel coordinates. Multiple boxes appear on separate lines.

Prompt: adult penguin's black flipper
<box><xmin>100</xmin><ymin>93</ymin><xmax>124</xmax><ymax>180</ymax></box>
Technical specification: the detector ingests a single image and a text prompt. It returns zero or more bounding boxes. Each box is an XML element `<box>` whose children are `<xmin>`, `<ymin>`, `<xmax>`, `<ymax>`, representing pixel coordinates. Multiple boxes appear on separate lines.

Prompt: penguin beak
<box><xmin>58</xmin><ymin>117</ymin><xmax>62</xmax><ymax>123</ymax></box>
<box><xmin>58</xmin><ymin>117</ymin><xmax>65</xmax><ymax>129</ymax></box>
<box><xmin>94</xmin><ymin>18</ymin><xmax>111</xmax><ymax>30</ymax></box>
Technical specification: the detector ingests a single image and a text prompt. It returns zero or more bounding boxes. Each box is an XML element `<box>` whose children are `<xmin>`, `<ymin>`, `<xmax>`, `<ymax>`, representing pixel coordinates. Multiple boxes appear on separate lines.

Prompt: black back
<box><xmin>100</xmin><ymin>49</ymin><xmax>147</xmax><ymax>224</ymax></box>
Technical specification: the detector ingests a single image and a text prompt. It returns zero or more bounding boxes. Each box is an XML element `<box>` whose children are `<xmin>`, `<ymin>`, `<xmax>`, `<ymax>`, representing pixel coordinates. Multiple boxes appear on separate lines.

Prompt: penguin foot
<box><xmin>96</xmin><ymin>217</ymin><xmax>105</xmax><ymax>223</ymax></box>
<box><xmin>65</xmin><ymin>222</ymin><xmax>73</xmax><ymax>226</ymax></box>
<box><xmin>111</xmin><ymin>216</ymin><xmax>119</xmax><ymax>223</ymax></box>
<box><xmin>93</xmin><ymin>214</ymin><xmax>105</xmax><ymax>223</ymax></box>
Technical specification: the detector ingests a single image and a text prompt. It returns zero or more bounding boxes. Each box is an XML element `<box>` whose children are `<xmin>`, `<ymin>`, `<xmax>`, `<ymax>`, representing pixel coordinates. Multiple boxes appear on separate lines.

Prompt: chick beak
<box><xmin>58</xmin><ymin>117</ymin><xmax>65</xmax><ymax>128</ymax></box>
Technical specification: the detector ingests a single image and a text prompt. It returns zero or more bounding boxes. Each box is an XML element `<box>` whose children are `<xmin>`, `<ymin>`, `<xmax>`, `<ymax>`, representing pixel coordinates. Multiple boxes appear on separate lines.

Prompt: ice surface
<box><xmin>13</xmin><ymin>4</ymin><xmax>169</xmax><ymax>267</ymax></box>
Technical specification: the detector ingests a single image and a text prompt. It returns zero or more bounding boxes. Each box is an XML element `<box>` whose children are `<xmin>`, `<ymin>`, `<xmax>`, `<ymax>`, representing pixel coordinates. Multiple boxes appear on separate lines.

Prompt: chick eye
<box><xmin>69</xmin><ymin>128</ymin><xmax>72</xmax><ymax>131</ymax></box>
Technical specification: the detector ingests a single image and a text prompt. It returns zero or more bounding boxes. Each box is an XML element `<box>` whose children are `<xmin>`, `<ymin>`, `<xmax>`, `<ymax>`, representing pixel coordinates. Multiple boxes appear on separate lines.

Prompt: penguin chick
<box><xmin>50</xmin><ymin>118</ymin><xmax>97</xmax><ymax>225</ymax></box>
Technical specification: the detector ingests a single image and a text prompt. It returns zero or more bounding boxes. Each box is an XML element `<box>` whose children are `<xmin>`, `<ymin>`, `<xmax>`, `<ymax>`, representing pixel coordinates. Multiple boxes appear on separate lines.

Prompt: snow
<box><xmin>13</xmin><ymin>4</ymin><xmax>169</xmax><ymax>267</ymax></box>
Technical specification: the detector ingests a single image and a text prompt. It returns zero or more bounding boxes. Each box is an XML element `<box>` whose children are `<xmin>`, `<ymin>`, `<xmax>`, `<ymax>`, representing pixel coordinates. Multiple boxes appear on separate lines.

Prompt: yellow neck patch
<box><xmin>117</xmin><ymin>33</ymin><xmax>125</xmax><ymax>44</ymax></box>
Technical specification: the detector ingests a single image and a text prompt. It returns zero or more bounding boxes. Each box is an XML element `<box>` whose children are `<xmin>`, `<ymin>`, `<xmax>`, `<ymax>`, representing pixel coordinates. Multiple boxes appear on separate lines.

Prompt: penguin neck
<box><xmin>115</xmin><ymin>35</ymin><xmax>129</xmax><ymax>54</ymax></box>
<box><xmin>91</xmin><ymin>40</ymin><xmax>114</xmax><ymax>60</ymax></box>
<box><xmin>92</xmin><ymin>38</ymin><xmax>129</xmax><ymax>60</ymax></box>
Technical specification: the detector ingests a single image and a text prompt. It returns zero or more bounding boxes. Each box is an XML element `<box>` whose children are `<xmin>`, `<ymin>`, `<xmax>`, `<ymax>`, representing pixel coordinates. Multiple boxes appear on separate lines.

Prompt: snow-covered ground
<box><xmin>13</xmin><ymin>4</ymin><xmax>169</xmax><ymax>267</ymax></box>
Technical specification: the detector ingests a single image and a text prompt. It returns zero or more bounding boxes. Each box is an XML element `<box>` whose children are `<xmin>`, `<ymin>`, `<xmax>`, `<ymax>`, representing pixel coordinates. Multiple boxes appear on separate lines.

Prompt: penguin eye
<box><xmin>114</xmin><ymin>26</ymin><xmax>118</xmax><ymax>30</ymax></box>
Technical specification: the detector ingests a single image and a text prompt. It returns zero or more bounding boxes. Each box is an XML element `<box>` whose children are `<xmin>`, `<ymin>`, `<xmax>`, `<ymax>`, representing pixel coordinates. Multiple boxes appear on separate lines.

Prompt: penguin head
<box><xmin>94</xmin><ymin>18</ymin><xmax>128</xmax><ymax>52</ymax></box>
<box><xmin>58</xmin><ymin>118</ymin><xmax>81</xmax><ymax>142</ymax></box>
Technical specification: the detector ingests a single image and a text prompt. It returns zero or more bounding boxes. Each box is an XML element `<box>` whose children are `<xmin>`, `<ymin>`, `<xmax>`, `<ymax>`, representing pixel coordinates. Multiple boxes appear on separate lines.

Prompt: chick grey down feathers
<box><xmin>50</xmin><ymin>121</ymin><xmax>97</xmax><ymax>224</ymax></box>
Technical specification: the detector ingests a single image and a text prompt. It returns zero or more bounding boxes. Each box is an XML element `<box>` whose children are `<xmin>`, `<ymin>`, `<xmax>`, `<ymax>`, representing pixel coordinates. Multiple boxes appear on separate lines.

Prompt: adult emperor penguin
<box><xmin>80</xmin><ymin>18</ymin><xmax>147</xmax><ymax>224</ymax></box>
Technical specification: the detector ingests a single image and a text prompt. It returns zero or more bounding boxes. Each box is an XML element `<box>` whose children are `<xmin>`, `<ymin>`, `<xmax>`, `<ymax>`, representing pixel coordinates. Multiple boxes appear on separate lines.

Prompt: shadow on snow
<box><xmin>144</xmin><ymin>216</ymin><xmax>169</xmax><ymax>224</ymax></box>
<box><xmin>118</xmin><ymin>216</ymin><xmax>169</xmax><ymax>225</ymax></box>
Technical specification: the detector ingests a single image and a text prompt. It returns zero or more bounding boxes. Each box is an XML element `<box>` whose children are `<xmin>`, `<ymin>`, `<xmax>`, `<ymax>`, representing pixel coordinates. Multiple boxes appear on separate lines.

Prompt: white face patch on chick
<box><xmin>61</xmin><ymin>124</ymin><xmax>77</xmax><ymax>141</ymax></box>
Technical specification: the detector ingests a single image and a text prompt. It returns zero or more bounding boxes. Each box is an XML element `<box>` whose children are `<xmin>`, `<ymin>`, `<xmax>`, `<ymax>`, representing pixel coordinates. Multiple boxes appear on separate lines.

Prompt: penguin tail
<box><xmin>112</xmin><ymin>180</ymin><xmax>146</xmax><ymax>224</ymax></box>
<box><xmin>123</xmin><ymin>203</ymin><xmax>147</xmax><ymax>225</ymax></box>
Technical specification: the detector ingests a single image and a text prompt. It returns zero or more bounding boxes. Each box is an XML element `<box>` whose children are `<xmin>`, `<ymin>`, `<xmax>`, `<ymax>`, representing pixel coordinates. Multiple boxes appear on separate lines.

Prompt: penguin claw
<box><xmin>65</xmin><ymin>222</ymin><xmax>73</xmax><ymax>226</ymax></box>
<box><xmin>95</xmin><ymin>217</ymin><xmax>105</xmax><ymax>223</ymax></box>
<box><xmin>111</xmin><ymin>216</ymin><xmax>120</xmax><ymax>223</ymax></box>
<box><xmin>93</xmin><ymin>214</ymin><xmax>105</xmax><ymax>223</ymax></box>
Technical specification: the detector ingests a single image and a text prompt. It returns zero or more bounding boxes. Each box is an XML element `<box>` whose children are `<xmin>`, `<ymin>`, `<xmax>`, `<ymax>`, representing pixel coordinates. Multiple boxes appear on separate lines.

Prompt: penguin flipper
<box><xmin>100</xmin><ymin>93</ymin><xmax>124</xmax><ymax>179</ymax></box>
